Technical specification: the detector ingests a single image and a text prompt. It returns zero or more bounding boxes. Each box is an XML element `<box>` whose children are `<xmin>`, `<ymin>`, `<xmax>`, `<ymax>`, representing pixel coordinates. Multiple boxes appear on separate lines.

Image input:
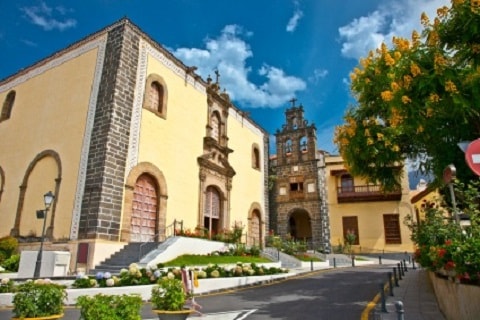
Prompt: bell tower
<box><xmin>270</xmin><ymin>99</ymin><xmax>331</xmax><ymax>252</ymax></box>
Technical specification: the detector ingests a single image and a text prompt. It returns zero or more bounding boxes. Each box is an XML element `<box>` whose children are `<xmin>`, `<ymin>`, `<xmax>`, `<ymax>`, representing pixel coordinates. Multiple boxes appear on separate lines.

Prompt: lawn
<box><xmin>162</xmin><ymin>254</ymin><xmax>272</xmax><ymax>267</ymax></box>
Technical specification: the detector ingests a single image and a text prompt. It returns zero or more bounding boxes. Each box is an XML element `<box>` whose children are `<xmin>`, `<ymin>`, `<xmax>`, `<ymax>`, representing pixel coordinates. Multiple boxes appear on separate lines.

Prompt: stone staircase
<box><xmin>262</xmin><ymin>247</ymin><xmax>302</xmax><ymax>268</ymax></box>
<box><xmin>325</xmin><ymin>253</ymin><xmax>353</xmax><ymax>267</ymax></box>
<box><xmin>90</xmin><ymin>242</ymin><xmax>160</xmax><ymax>275</ymax></box>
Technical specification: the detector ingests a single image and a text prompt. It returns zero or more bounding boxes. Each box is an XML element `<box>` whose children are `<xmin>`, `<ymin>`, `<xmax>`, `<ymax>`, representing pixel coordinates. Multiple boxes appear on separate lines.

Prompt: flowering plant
<box><xmin>151</xmin><ymin>272</ymin><xmax>188</xmax><ymax>311</ymax></box>
<box><xmin>0</xmin><ymin>277</ymin><xmax>16</xmax><ymax>293</ymax></box>
<box><xmin>12</xmin><ymin>279</ymin><xmax>67</xmax><ymax>318</ymax></box>
<box><xmin>407</xmin><ymin>180</ymin><xmax>480</xmax><ymax>284</ymax></box>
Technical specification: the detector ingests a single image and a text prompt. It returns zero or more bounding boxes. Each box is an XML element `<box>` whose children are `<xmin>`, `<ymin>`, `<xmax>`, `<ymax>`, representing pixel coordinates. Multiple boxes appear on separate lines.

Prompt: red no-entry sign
<box><xmin>465</xmin><ymin>139</ymin><xmax>480</xmax><ymax>176</ymax></box>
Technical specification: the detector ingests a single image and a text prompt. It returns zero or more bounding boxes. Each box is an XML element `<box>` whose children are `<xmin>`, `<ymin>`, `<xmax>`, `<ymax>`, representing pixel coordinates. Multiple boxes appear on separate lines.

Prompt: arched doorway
<box><xmin>204</xmin><ymin>186</ymin><xmax>221</xmax><ymax>236</ymax></box>
<box><xmin>288</xmin><ymin>209</ymin><xmax>312</xmax><ymax>242</ymax></box>
<box><xmin>130</xmin><ymin>174</ymin><xmax>158</xmax><ymax>242</ymax></box>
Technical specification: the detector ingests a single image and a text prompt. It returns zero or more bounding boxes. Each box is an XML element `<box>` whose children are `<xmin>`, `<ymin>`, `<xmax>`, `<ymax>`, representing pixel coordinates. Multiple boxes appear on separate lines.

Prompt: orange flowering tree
<box><xmin>334</xmin><ymin>0</ymin><xmax>480</xmax><ymax>190</ymax></box>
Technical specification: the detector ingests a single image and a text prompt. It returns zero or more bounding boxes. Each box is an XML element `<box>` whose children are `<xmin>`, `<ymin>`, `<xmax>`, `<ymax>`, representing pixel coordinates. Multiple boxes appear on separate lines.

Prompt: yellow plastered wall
<box><xmin>227</xmin><ymin>111</ymin><xmax>266</xmax><ymax>231</ymax></box>
<box><xmin>326</xmin><ymin>155</ymin><xmax>415</xmax><ymax>253</ymax></box>
<box><xmin>136</xmin><ymin>54</ymin><xmax>208</xmax><ymax>228</ymax></box>
<box><xmin>0</xmin><ymin>47</ymin><xmax>99</xmax><ymax>238</ymax></box>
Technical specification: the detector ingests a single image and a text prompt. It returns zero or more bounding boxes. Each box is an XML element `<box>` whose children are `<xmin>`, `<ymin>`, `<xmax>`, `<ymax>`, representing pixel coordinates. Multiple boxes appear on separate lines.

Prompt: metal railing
<box><xmin>138</xmin><ymin>219</ymin><xmax>183</xmax><ymax>260</ymax></box>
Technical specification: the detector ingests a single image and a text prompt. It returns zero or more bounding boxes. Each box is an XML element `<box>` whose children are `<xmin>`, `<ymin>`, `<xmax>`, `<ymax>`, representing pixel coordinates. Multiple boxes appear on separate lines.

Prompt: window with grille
<box><xmin>342</xmin><ymin>216</ymin><xmax>359</xmax><ymax>245</ymax></box>
<box><xmin>340</xmin><ymin>174</ymin><xmax>354</xmax><ymax>193</ymax></box>
<box><xmin>383</xmin><ymin>214</ymin><xmax>402</xmax><ymax>244</ymax></box>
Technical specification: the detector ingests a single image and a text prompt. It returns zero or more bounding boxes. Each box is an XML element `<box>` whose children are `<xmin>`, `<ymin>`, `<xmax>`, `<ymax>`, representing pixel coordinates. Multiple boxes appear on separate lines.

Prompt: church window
<box><xmin>143</xmin><ymin>74</ymin><xmax>167</xmax><ymax>119</ymax></box>
<box><xmin>252</xmin><ymin>144</ymin><xmax>261</xmax><ymax>170</ymax></box>
<box><xmin>1</xmin><ymin>90</ymin><xmax>15</xmax><ymax>122</ymax></box>
<box><xmin>300</xmin><ymin>136</ymin><xmax>308</xmax><ymax>152</ymax></box>
<box><xmin>290</xmin><ymin>182</ymin><xmax>303</xmax><ymax>192</ymax></box>
<box><xmin>285</xmin><ymin>139</ymin><xmax>292</xmax><ymax>155</ymax></box>
<box><xmin>149</xmin><ymin>81</ymin><xmax>163</xmax><ymax>113</ymax></box>
<box><xmin>211</xmin><ymin>112</ymin><xmax>221</xmax><ymax>142</ymax></box>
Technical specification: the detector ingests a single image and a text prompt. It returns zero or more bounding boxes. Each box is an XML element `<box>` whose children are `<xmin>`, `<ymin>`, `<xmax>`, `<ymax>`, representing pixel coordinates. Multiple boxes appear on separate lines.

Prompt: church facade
<box><xmin>0</xmin><ymin>18</ymin><xmax>269</xmax><ymax>271</ymax></box>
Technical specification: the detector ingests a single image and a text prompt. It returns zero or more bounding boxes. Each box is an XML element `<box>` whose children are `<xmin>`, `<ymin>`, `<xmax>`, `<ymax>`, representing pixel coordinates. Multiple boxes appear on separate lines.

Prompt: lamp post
<box><xmin>33</xmin><ymin>191</ymin><xmax>55</xmax><ymax>279</ymax></box>
<box><xmin>443</xmin><ymin>164</ymin><xmax>460</xmax><ymax>225</ymax></box>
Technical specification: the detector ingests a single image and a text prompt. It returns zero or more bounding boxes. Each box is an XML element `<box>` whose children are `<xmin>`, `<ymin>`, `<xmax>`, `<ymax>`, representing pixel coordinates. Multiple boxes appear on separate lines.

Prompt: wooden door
<box><xmin>131</xmin><ymin>174</ymin><xmax>157</xmax><ymax>242</ymax></box>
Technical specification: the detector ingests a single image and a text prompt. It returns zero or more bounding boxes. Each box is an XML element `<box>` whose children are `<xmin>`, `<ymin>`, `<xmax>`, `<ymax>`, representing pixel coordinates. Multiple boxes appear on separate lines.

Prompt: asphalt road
<box><xmin>0</xmin><ymin>266</ymin><xmax>392</xmax><ymax>320</ymax></box>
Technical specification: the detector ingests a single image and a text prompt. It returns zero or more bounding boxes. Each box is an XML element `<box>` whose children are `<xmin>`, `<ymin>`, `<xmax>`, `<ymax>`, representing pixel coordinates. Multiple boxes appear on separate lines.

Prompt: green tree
<box><xmin>334</xmin><ymin>0</ymin><xmax>480</xmax><ymax>190</ymax></box>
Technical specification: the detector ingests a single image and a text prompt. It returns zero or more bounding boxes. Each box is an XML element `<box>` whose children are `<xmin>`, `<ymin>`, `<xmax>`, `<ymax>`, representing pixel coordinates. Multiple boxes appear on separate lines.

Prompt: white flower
<box><xmin>167</xmin><ymin>272</ymin><xmax>175</xmax><ymax>279</ymax></box>
<box><xmin>0</xmin><ymin>266</ymin><xmax>5</xmax><ymax>272</ymax></box>
<box><xmin>106</xmin><ymin>278</ymin><xmax>115</xmax><ymax>287</ymax></box>
<box><xmin>1</xmin><ymin>278</ymin><xmax>9</xmax><ymax>285</ymax></box>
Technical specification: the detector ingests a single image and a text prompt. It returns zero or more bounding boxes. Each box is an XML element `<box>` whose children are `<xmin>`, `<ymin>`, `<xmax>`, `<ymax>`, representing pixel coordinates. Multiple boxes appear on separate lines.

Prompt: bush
<box><xmin>0</xmin><ymin>236</ymin><xmax>18</xmax><ymax>264</ymax></box>
<box><xmin>13</xmin><ymin>280</ymin><xmax>66</xmax><ymax>318</ymax></box>
<box><xmin>2</xmin><ymin>254</ymin><xmax>20</xmax><ymax>272</ymax></box>
<box><xmin>0</xmin><ymin>278</ymin><xmax>16</xmax><ymax>293</ymax></box>
<box><xmin>76</xmin><ymin>294</ymin><xmax>142</xmax><ymax>320</ymax></box>
<box><xmin>151</xmin><ymin>274</ymin><xmax>186</xmax><ymax>311</ymax></box>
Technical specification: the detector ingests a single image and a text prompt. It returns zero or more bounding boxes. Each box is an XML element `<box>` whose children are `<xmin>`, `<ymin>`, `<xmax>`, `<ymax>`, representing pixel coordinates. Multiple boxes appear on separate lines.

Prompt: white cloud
<box><xmin>21</xmin><ymin>39</ymin><xmax>38</xmax><ymax>47</ymax></box>
<box><xmin>338</xmin><ymin>0</ymin><xmax>449</xmax><ymax>59</ymax></box>
<box><xmin>173</xmin><ymin>25</ymin><xmax>306</xmax><ymax>108</ymax></box>
<box><xmin>21</xmin><ymin>1</ymin><xmax>77</xmax><ymax>31</ymax></box>
<box><xmin>286</xmin><ymin>5</ymin><xmax>304</xmax><ymax>33</ymax></box>
<box><xmin>308</xmin><ymin>68</ymin><xmax>328</xmax><ymax>84</ymax></box>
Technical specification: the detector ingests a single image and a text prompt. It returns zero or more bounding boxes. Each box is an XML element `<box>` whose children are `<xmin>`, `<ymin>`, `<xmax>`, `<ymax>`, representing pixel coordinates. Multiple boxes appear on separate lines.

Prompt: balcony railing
<box><xmin>337</xmin><ymin>185</ymin><xmax>402</xmax><ymax>203</ymax></box>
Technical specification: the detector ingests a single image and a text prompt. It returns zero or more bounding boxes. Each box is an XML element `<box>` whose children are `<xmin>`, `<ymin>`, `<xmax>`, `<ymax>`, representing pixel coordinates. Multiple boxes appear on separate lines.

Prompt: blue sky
<box><xmin>0</xmin><ymin>0</ymin><xmax>449</xmax><ymax>154</ymax></box>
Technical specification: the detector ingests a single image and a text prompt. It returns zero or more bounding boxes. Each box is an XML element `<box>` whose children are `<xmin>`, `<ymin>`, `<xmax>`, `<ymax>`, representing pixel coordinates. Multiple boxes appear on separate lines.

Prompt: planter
<box><xmin>152</xmin><ymin>309</ymin><xmax>193</xmax><ymax>320</ymax></box>
<box><xmin>12</xmin><ymin>314</ymin><xmax>63</xmax><ymax>320</ymax></box>
<box><xmin>428</xmin><ymin>271</ymin><xmax>480</xmax><ymax>320</ymax></box>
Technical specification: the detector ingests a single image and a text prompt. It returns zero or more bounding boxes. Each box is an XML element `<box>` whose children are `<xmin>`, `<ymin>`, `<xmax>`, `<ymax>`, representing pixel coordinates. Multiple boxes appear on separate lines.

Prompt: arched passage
<box><xmin>288</xmin><ymin>208</ymin><xmax>312</xmax><ymax>242</ymax></box>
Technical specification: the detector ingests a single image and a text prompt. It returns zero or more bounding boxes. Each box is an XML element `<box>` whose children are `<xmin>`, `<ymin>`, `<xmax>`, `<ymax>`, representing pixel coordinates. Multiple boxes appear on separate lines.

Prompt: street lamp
<box><xmin>33</xmin><ymin>191</ymin><xmax>55</xmax><ymax>279</ymax></box>
<box><xmin>443</xmin><ymin>164</ymin><xmax>460</xmax><ymax>225</ymax></box>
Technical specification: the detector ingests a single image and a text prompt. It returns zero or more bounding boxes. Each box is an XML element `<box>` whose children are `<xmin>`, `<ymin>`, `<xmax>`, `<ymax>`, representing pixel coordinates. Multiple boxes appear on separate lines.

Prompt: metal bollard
<box><xmin>310</xmin><ymin>259</ymin><xmax>313</xmax><ymax>271</ymax></box>
<box><xmin>277</xmin><ymin>249</ymin><xmax>280</xmax><ymax>261</ymax></box>
<box><xmin>352</xmin><ymin>255</ymin><xmax>355</xmax><ymax>267</ymax></box>
<box><xmin>379</xmin><ymin>256</ymin><xmax>382</xmax><ymax>265</ymax></box>
<box><xmin>397</xmin><ymin>263</ymin><xmax>403</xmax><ymax>280</ymax></box>
<box><xmin>412</xmin><ymin>257</ymin><xmax>417</xmax><ymax>270</ymax></box>
<box><xmin>400</xmin><ymin>262</ymin><xmax>405</xmax><ymax>276</ymax></box>
<box><xmin>393</xmin><ymin>267</ymin><xmax>399</xmax><ymax>286</ymax></box>
<box><xmin>403</xmin><ymin>259</ymin><xmax>408</xmax><ymax>272</ymax></box>
<box><xmin>333</xmin><ymin>257</ymin><xmax>337</xmax><ymax>268</ymax></box>
<box><xmin>388</xmin><ymin>272</ymin><xmax>394</xmax><ymax>296</ymax></box>
<box><xmin>395</xmin><ymin>301</ymin><xmax>404</xmax><ymax>320</ymax></box>
<box><xmin>379</xmin><ymin>283</ymin><xmax>388</xmax><ymax>313</ymax></box>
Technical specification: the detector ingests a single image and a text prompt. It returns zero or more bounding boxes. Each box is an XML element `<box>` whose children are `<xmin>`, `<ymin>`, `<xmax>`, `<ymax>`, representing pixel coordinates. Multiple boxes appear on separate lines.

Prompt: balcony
<box><xmin>289</xmin><ymin>191</ymin><xmax>305</xmax><ymax>200</ymax></box>
<box><xmin>336</xmin><ymin>185</ymin><xmax>402</xmax><ymax>203</ymax></box>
